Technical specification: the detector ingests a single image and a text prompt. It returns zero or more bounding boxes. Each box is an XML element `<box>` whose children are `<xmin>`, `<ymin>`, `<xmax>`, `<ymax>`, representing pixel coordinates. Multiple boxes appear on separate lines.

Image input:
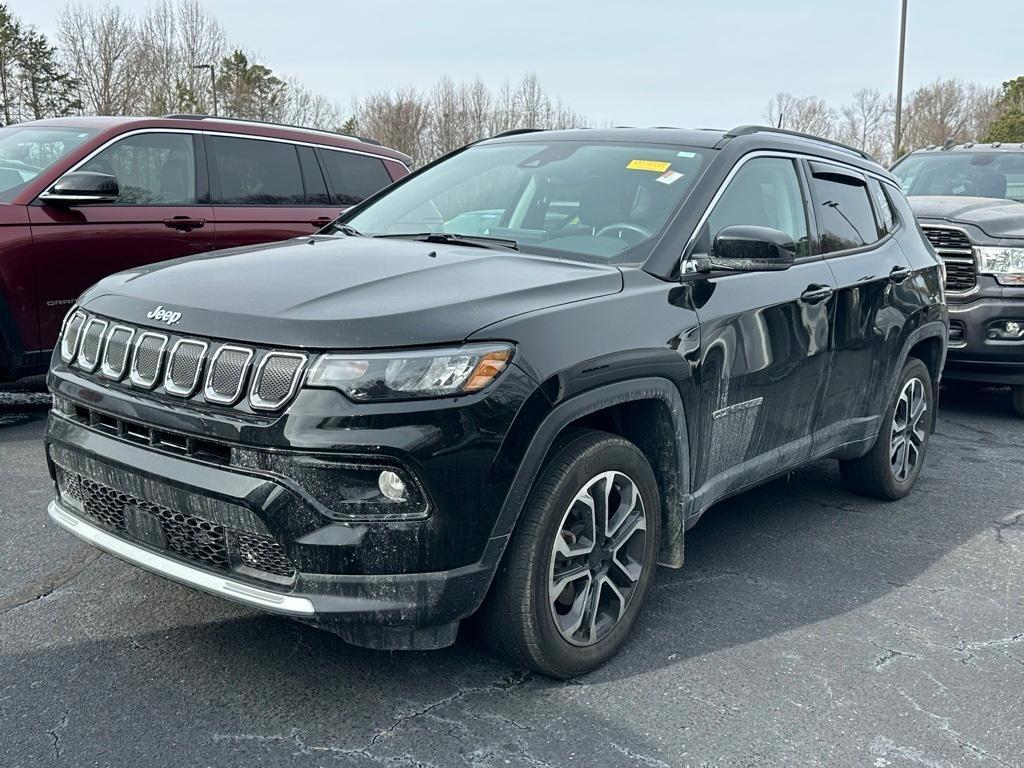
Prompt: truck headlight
<box><xmin>306</xmin><ymin>343</ymin><xmax>512</xmax><ymax>401</ymax></box>
<box><xmin>976</xmin><ymin>246</ymin><xmax>1024</xmax><ymax>286</ymax></box>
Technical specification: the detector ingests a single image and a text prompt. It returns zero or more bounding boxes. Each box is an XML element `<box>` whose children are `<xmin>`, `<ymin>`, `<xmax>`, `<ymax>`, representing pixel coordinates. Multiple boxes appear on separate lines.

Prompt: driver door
<box><xmin>688</xmin><ymin>156</ymin><xmax>836</xmax><ymax>499</ymax></box>
<box><xmin>27</xmin><ymin>131</ymin><xmax>215</xmax><ymax>348</ymax></box>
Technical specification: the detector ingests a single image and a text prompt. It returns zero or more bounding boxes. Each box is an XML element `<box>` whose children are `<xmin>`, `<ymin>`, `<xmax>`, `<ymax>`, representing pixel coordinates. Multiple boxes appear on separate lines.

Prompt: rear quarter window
<box><xmin>321</xmin><ymin>150</ymin><xmax>393</xmax><ymax>206</ymax></box>
<box><xmin>809</xmin><ymin>170</ymin><xmax>879</xmax><ymax>253</ymax></box>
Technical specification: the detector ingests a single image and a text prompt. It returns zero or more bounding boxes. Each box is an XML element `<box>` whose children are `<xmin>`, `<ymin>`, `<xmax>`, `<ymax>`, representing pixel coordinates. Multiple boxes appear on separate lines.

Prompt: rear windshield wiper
<box><xmin>373</xmin><ymin>232</ymin><xmax>519</xmax><ymax>251</ymax></box>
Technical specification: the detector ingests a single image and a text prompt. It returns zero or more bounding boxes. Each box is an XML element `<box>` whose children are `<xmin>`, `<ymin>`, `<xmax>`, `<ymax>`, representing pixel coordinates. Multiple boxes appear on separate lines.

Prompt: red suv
<box><xmin>0</xmin><ymin>115</ymin><xmax>410</xmax><ymax>382</ymax></box>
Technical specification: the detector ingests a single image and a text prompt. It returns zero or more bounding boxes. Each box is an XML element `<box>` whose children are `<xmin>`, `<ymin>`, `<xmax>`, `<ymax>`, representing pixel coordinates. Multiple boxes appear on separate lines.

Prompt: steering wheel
<box><xmin>595</xmin><ymin>222</ymin><xmax>652</xmax><ymax>246</ymax></box>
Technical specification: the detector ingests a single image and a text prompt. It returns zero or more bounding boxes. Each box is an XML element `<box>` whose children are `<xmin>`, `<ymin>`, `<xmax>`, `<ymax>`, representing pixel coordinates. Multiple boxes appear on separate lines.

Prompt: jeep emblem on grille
<box><xmin>146</xmin><ymin>305</ymin><xmax>182</xmax><ymax>325</ymax></box>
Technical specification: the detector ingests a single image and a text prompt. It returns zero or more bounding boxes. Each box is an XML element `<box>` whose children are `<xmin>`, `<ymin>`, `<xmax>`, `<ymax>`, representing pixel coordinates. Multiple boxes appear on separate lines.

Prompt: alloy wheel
<box><xmin>547</xmin><ymin>471</ymin><xmax>648</xmax><ymax>647</ymax></box>
<box><xmin>890</xmin><ymin>377</ymin><xmax>927</xmax><ymax>482</ymax></box>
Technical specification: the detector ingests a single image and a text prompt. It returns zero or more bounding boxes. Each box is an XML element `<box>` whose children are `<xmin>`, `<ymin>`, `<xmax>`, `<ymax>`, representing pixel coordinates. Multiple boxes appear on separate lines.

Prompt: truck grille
<box><xmin>922</xmin><ymin>226</ymin><xmax>976</xmax><ymax>293</ymax></box>
<box><xmin>56</xmin><ymin>466</ymin><xmax>296</xmax><ymax>581</ymax></box>
<box><xmin>59</xmin><ymin>312</ymin><xmax>308</xmax><ymax>412</ymax></box>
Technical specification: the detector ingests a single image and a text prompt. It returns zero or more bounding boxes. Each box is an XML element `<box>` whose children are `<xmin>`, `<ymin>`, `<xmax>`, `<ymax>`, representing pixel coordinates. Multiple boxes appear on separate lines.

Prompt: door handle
<box><xmin>163</xmin><ymin>217</ymin><xmax>206</xmax><ymax>231</ymax></box>
<box><xmin>800</xmin><ymin>284</ymin><xmax>834</xmax><ymax>303</ymax></box>
<box><xmin>889</xmin><ymin>266</ymin><xmax>912</xmax><ymax>282</ymax></box>
<box><xmin>309</xmin><ymin>217</ymin><xmax>332</xmax><ymax>228</ymax></box>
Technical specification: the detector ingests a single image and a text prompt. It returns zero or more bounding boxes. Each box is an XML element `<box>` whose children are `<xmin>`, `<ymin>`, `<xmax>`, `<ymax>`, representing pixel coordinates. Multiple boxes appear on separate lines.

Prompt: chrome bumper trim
<box><xmin>46</xmin><ymin>499</ymin><xmax>315</xmax><ymax>616</ymax></box>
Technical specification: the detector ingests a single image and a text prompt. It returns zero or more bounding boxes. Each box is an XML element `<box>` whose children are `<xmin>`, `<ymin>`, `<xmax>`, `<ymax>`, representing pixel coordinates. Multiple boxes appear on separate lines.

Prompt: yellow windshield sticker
<box><xmin>626</xmin><ymin>159</ymin><xmax>672</xmax><ymax>172</ymax></box>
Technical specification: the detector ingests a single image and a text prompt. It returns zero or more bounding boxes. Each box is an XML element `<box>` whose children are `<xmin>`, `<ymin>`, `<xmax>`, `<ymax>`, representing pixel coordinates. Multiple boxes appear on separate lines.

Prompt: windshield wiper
<box><xmin>373</xmin><ymin>232</ymin><xmax>518</xmax><ymax>251</ymax></box>
<box><xmin>333</xmin><ymin>223</ymin><xmax>364</xmax><ymax>237</ymax></box>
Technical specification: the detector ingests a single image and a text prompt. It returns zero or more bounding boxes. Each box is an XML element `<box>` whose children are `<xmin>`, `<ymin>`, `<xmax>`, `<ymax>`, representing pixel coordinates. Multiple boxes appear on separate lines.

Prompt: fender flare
<box><xmin>893</xmin><ymin>319</ymin><xmax>948</xmax><ymax>420</ymax></box>
<box><xmin>490</xmin><ymin>377</ymin><xmax>691</xmax><ymax>568</ymax></box>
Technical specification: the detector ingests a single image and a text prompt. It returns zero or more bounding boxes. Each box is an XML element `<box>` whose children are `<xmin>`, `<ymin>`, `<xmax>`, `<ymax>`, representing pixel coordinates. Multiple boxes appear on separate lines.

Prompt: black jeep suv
<box><xmin>891</xmin><ymin>142</ymin><xmax>1024</xmax><ymax>416</ymax></box>
<box><xmin>45</xmin><ymin>125</ymin><xmax>946</xmax><ymax>678</ymax></box>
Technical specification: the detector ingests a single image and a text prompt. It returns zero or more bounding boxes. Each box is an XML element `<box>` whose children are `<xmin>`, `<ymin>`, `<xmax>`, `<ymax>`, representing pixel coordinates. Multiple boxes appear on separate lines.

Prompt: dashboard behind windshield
<box><xmin>342</xmin><ymin>140</ymin><xmax>707</xmax><ymax>264</ymax></box>
<box><xmin>892</xmin><ymin>151</ymin><xmax>1024</xmax><ymax>203</ymax></box>
<box><xmin>0</xmin><ymin>125</ymin><xmax>98</xmax><ymax>203</ymax></box>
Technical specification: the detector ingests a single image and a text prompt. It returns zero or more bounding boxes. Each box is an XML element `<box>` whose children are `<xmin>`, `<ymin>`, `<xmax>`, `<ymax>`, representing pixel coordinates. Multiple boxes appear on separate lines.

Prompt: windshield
<box><xmin>0</xmin><ymin>125</ymin><xmax>98</xmax><ymax>203</ymax></box>
<box><xmin>339</xmin><ymin>140</ymin><xmax>707</xmax><ymax>264</ymax></box>
<box><xmin>891</xmin><ymin>151</ymin><xmax>1024</xmax><ymax>203</ymax></box>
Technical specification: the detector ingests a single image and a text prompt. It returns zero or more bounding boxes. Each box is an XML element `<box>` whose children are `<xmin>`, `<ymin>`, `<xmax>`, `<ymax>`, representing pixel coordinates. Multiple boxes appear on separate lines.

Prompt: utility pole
<box><xmin>894</xmin><ymin>0</ymin><xmax>908</xmax><ymax>159</ymax></box>
<box><xmin>193</xmin><ymin>63</ymin><xmax>217</xmax><ymax>116</ymax></box>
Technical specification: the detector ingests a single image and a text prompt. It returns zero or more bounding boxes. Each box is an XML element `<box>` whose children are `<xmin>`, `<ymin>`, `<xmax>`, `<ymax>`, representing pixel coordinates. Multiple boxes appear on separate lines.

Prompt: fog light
<box><xmin>989</xmin><ymin>320</ymin><xmax>1024</xmax><ymax>340</ymax></box>
<box><xmin>378</xmin><ymin>470</ymin><xmax>408</xmax><ymax>502</ymax></box>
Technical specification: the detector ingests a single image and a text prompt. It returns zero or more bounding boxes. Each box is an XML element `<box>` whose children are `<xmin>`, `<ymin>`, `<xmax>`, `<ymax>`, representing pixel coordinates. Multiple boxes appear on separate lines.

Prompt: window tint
<box><xmin>81</xmin><ymin>132</ymin><xmax>195</xmax><ymax>205</ymax></box>
<box><xmin>868</xmin><ymin>178</ymin><xmax>897</xmax><ymax>234</ymax></box>
<box><xmin>810</xmin><ymin>171</ymin><xmax>878</xmax><ymax>253</ymax></box>
<box><xmin>321</xmin><ymin>150</ymin><xmax>392</xmax><ymax>205</ymax></box>
<box><xmin>706</xmin><ymin>157</ymin><xmax>808</xmax><ymax>257</ymax></box>
<box><xmin>298</xmin><ymin>146</ymin><xmax>330</xmax><ymax>204</ymax></box>
<box><xmin>211</xmin><ymin>136</ymin><xmax>304</xmax><ymax>205</ymax></box>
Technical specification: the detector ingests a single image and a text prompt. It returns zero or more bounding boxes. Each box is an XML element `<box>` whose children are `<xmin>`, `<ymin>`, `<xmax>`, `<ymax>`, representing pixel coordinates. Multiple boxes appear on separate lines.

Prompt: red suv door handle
<box><xmin>309</xmin><ymin>217</ymin><xmax>333</xmax><ymax>228</ymax></box>
<box><xmin>163</xmin><ymin>217</ymin><xmax>206</xmax><ymax>231</ymax></box>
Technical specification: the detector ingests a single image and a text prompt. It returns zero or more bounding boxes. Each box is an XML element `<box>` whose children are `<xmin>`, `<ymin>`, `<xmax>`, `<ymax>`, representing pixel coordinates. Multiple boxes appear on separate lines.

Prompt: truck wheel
<box><xmin>840</xmin><ymin>357</ymin><xmax>933</xmax><ymax>500</ymax></box>
<box><xmin>478</xmin><ymin>430</ymin><xmax>661</xmax><ymax>679</ymax></box>
<box><xmin>1013</xmin><ymin>386</ymin><xmax>1024</xmax><ymax>418</ymax></box>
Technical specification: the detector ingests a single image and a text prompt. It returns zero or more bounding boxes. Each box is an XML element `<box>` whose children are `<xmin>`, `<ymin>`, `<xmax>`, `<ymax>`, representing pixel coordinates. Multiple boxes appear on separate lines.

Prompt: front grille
<box><xmin>100</xmin><ymin>325</ymin><xmax>135</xmax><ymax>380</ymax></box>
<box><xmin>165</xmin><ymin>340</ymin><xmax>207</xmax><ymax>397</ymax></box>
<box><xmin>57</xmin><ymin>466</ymin><xmax>295</xmax><ymax>581</ymax></box>
<box><xmin>130</xmin><ymin>333</ymin><xmax>168</xmax><ymax>388</ymax></box>
<box><xmin>58</xmin><ymin>312</ymin><xmax>307</xmax><ymax>411</ymax></box>
<box><xmin>923</xmin><ymin>226</ymin><xmax>976</xmax><ymax>293</ymax></box>
<box><xmin>251</xmin><ymin>353</ymin><xmax>307</xmax><ymax>410</ymax></box>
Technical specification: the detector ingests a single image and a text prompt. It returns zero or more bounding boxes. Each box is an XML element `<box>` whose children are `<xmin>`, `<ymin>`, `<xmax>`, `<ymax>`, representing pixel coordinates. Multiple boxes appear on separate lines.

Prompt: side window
<box><xmin>80</xmin><ymin>132</ymin><xmax>196</xmax><ymax>205</ymax></box>
<box><xmin>297</xmin><ymin>146</ymin><xmax>330</xmax><ymax>205</ymax></box>
<box><xmin>210</xmin><ymin>136</ymin><xmax>304</xmax><ymax>205</ymax></box>
<box><xmin>809</xmin><ymin>168</ymin><xmax>879</xmax><ymax>253</ymax></box>
<box><xmin>321</xmin><ymin>150</ymin><xmax>393</xmax><ymax>206</ymax></box>
<box><xmin>705</xmin><ymin>157</ymin><xmax>809</xmax><ymax>257</ymax></box>
<box><xmin>868</xmin><ymin>178</ymin><xmax>897</xmax><ymax>234</ymax></box>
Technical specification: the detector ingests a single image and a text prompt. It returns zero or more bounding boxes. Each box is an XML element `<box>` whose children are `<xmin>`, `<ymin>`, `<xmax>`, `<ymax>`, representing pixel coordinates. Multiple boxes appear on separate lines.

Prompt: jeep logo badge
<box><xmin>146</xmin><ymin>305</ymin><xmax>182</xmax><ymax>325</ymax></box>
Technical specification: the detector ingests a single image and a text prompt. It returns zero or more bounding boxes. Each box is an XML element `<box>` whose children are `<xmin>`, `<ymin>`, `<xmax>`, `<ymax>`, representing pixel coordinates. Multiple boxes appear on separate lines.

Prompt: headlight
<box><xmin>976</xmin><ymin>246</ymin><xmax>1024</xmax><ymax>286</ymax></box>
<box><xmin>306</xmin><ymin>343</ymin><xmax>513</xmax><ymax>401</ymax></box>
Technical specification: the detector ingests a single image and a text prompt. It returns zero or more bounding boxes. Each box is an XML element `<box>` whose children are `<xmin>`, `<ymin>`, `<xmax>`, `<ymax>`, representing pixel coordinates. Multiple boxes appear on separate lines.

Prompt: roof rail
<box><xmin>161</xmin><ymin>113</ymin><xmax>383</xmax><ymax>148</ymax></box>
<box><xmin>489</xmin><ymin>127</ymin><xmax>545</xmax><ymax>139</ymax></box>
<box><xmin>718</xmin><ymin>124</ymin><xmax>876</xmax><ymax>162</ymax></box>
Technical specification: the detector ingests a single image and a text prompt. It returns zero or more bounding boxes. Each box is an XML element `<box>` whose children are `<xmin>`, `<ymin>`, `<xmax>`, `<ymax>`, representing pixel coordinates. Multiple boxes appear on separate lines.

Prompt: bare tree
<box><xmin>765</xmin><ymin>93</ymin><xmax>837</xmax><ymax>138</ymax></box>
<box><xmin>356</xmin><ymin>86</ymin><xmax>431</xmax><ymax>164</ymax></box>
<box><xmin>59</xmin><ymin>3</ymin><xmax>143</xmax><ymax>115</ymax></box>
<box><xmin>838</xmin><ymin>89</ymin><xmax>894</xmax><ymax>164</ymax></box>
<box><xmin>897</xmin><ymin>78</ymin><xmax>998</xmax><ymax>151</ymax></box>
<box><xmin>176</xmin><ymin>0</ymin><xmax>224</xmax><ymax>113</ymax></box>
<box><xmin>281</xmin><ymin>78</ymin><xmax>339</xmax><ymax>129</ymax></box>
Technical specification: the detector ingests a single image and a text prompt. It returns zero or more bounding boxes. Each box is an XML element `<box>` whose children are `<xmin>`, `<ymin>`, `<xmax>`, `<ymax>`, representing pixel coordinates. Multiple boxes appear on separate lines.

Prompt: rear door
<box><xmin>687</xmin><ymin>155</ymin><xmax>835</xmax><ymax>496</ymax></box>
<box><xmin>206</xmin><ymin>135</ymin><xmax>340</xmax><ymax>249</ymax></box>
<box><xmin>27</xmin><ymin>130</ymin><xmax>214</xmax><ymax>348</ymax></box>
<box><xmin>807</xmin><ymin>162</ymin><xmax>911</xmax><ymax>449</ymax></box>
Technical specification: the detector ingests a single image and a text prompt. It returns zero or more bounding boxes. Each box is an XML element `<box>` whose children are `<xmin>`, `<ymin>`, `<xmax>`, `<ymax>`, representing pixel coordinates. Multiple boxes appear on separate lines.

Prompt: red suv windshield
<box><xmin>0</xmin><ymin>125</ymin><xmax>99</xmax><ymax>202</ymax></box>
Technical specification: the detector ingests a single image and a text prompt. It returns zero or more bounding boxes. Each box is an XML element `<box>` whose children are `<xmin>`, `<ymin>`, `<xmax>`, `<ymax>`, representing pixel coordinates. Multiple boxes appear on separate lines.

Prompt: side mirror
<box><xmin>696</xmin><ymin>225</ymin><xmax>796</xmax><ymax>273</ymax></box>
<box><xmin>40</xmin><ymin>172</ymin><xmax>119</xmax><ymax>205</ymax></box>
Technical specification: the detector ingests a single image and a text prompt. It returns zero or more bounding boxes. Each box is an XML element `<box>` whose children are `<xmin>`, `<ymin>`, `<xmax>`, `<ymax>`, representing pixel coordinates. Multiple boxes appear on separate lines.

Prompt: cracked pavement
<box><xmin>1</xmin><ymin>383</ymin><xmax>1022</xmax><ymax>767</ymax></box>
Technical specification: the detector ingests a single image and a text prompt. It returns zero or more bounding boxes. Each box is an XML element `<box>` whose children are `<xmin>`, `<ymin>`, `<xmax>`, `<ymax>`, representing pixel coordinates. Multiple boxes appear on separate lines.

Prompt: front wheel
<box><xmin>1012</xmin><ymin>386</ymin><xmax>1024</xmax><ymax>418</ymax></box>
<box><xmin>840</xmin><ymin>357</ymin><xmax>933</xmax><ymax>500</ymax></box>
<box><xmin>478</xmin><ymin>430</ymin><xmax>661</xmax><ymax>679</ymax></box>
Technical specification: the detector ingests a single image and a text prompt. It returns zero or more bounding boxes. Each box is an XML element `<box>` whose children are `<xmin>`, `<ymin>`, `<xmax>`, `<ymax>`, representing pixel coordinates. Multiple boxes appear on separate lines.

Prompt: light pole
<box><xmin>894</xmin><ymin>0</ymin><xmax>908</xmax><ymax>158</ymax></box>
<box><xmin>193</xmin><ymin>64</ymin><xmax>217</xmax><ymax>116</ymax></box>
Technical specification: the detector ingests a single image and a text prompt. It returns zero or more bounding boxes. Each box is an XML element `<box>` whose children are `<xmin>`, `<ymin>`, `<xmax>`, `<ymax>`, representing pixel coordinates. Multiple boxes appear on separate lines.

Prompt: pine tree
<box><xmin>985</xmin><ymin>76</ymin><xmax>1024</xmax><ymax>143</ymax></box>
<box><xmin>0</xmin><ymin>4</ymin><xmax>22</xmax><ymax>124</ymax></box>
<box><xmin>15</xmin><ymin>28</ymin><xmax>80</xmax><ymax>120</ymax></box>
<box><xmin>216</xmin><ymin>49</ymin><xmax>284</xmax><ymax>121</ymax></box>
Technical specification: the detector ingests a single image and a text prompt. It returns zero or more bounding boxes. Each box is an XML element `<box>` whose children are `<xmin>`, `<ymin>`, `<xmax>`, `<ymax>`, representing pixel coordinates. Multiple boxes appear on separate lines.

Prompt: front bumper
<box><xmin>945</xmin><ymin>298</ymin><xmax>1024</xmax><ymax>386</ymax></box>
<box><xmin>44</xmin><ymin>412</ymin><xmax>511</xmax><ymax>649</ymax></box>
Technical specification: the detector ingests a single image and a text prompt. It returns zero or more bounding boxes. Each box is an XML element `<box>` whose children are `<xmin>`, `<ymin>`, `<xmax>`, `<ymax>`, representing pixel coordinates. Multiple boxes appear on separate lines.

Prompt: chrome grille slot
<box><xmin>164</xmin><ymin>339</ymin><xmax>208</xmax><ymax>397</ymax></box>
<box><xmin>60</xmin><ymin>310</ymin><xmax>87</xmax><ymax>363</ymax></box>
<box><xmin>75</xmin><ymin>318</ymin><xmax>108</xmax><ymax>372</ymax></box>
<box><xmin>923</xmin><ymin>226</ymin><xmax>976</xmax><ymax>293</ymax></box>
<box><xmin>130</xmin><ymin>332</ymin><xmax>168</xmax><ymax>389</ymax></box>
<box><xmin>205</xmin><ymin>345</ymin><xmax>254</xmax><ymax>405</ymax></box>
<box><xmin>250</xmin><ymin>352</ymin><xmax>307</xmax><ymax>411</ymax></box>
<box><xmin>100</xmin><ymin>325</ymin><xmax>135</xmax><ymax>380</ymax></box>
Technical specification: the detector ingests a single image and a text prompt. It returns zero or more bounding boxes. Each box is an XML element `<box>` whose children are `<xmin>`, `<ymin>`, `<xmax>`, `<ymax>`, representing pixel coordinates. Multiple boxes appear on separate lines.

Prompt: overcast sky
<box><xmin>9</xmin><ymin>0</ymin><xmax>1023</xmax><ymax>127</ymax></box>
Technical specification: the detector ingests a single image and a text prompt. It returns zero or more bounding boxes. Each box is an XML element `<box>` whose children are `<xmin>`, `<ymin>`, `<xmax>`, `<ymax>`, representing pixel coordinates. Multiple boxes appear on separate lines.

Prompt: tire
<box><xmin>477</xmin><ymin>429</ymin><xmax>661</xmax><ymax>679</ymax></box>
<box><xmin>840</xmin><ymin>357</ymin><xmax>933</xmax><ymax>500</ymax></box>
<box><xmin>1013</xmin><ymin>386</ymin><xmax>1024</xmax><ymax>418</ymax></box>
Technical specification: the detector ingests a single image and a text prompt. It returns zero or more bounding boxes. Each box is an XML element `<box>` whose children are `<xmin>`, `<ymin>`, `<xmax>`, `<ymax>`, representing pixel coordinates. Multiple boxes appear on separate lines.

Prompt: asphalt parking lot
<box><xmin>1</xmin><ymin>380</ymin><xmax>1021</xmax><ymax>768</ymax></box>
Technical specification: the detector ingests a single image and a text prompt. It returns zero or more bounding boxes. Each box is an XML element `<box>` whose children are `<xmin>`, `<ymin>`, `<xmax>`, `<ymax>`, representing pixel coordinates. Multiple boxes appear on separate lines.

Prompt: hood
<box><xmin>908</xmin><ymin>196</ymin><xmax>1024</xmax><ymax>239</ymax></box>
<box><xmin>78</xmin><ymin>236</ymin><xmax>623</xmax><ymax>349</ymax></box>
